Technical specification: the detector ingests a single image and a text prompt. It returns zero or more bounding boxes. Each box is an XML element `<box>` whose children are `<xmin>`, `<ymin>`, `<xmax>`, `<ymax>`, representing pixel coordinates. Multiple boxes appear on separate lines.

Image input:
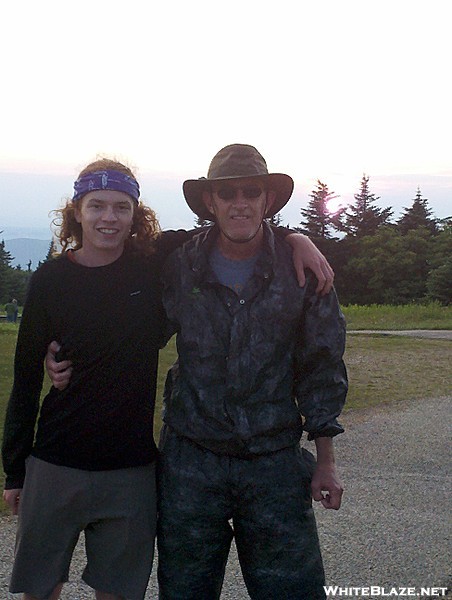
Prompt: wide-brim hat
<box><xmin>183</xmin><ymin>144</ymin><xmax>294</xmax><ymax>221</ymax></box>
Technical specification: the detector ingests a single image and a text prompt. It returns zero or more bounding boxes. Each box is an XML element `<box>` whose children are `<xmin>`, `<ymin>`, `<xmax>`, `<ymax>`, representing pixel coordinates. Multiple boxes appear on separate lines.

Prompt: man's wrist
<box><xmin>314</xmin><ymin>436</ymin><xmax>336</xmax><ymax>466</ymax></box>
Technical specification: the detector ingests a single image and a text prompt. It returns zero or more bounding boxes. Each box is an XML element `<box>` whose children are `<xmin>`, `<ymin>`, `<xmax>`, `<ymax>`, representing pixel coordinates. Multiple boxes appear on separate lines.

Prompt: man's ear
<box><xmin>265</xmin><ymin>190</ymin><xmax>277</xmax><ymax>214</ymax></box>
<box><xmin>202</xmin><ymin>190</ymin><xmax>216</xmax><ymax>217</ymax></box>
<box><xmin>74</xmin><ymin>204</ymin><xmax>82</xmax><ymax>224</ymax></box>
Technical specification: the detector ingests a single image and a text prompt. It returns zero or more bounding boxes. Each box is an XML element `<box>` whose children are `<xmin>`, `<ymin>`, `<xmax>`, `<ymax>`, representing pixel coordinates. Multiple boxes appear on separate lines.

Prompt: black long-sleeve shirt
<box><xmin>2</xmin><ymin>231</ymin><xmax>190</xmax><ymax>489</ymax></box>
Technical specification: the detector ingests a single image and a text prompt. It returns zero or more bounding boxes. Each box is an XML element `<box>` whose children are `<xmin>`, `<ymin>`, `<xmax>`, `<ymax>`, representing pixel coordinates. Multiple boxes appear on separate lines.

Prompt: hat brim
<box><xmin>183</xmin><ymin>173</ymin><xmax>294</xmax><ymax>221</ymax></box>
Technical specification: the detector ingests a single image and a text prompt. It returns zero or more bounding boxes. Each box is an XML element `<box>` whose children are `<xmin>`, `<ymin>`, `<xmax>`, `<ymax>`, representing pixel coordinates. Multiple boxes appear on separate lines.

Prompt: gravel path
<box><xmin>1</xmin><ymin>394</ymin><xmax>451</xmax><ymax>598</ymax></box>
<box><xmin>348</xmin><ymin>329</ymin><xmax>452</xmax><ymax>340</ymax></box>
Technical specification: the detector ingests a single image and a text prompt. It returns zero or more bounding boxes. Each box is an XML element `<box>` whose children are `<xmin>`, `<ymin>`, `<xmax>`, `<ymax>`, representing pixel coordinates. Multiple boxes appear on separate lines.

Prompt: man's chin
<box><xmin>221</xmin><ymin>227</ymin><xmax>262</xmax><ymax>245</ymax></box>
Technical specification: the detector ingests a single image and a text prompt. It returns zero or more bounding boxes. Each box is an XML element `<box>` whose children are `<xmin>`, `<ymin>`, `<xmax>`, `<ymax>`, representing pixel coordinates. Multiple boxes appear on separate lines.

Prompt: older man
<box><xmin>158</xmin><ymin>143</ymin><xmax>348</xmax><ymax>599</ymax></box>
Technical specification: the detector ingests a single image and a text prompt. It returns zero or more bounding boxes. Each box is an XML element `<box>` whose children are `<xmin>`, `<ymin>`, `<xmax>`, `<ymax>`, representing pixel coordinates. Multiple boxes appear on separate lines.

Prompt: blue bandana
<box><xmin>72</xmin><ymin>169</ymin><xmax>140</xmax><ymax>202</ymax></box>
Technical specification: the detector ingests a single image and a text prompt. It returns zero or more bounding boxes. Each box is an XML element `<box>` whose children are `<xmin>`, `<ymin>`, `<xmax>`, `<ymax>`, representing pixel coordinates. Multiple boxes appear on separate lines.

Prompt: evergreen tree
<box><xmin>397</xmin><ymin>187</ymin><xmax>438</xmax><ymax>235</ymax></box>
<box><xmin>437</xmin><ymin>216</ymin><xmax>452</xmax><ymax>232</ymax></box>
<box><xmin>0</xmin><ymin>239</ymin><xmax>14</xmax><ymax>303</ymax></box>
<box><xmin>427</xmin><ymin>257</ymin><xmax>452</xmax><ymax>304</ymax></box>
<box><xmin>300</xmin><ymin>180</ymin><xmax>341</xmax><ymax>239</ymax></box>
<box><xmin>45</xmin><ymin>239</ymin><xmax>57</xmax><ymax>262</ymax></box>
<box><xmin>194</xmin><ymin>215</ymin><xmax>212</xmax><ymax>228</ymax></box>
<box><xmin>428</xmin><ymin>227</ymin><xmax>451</xmax><ymax>270</ymax></box>
<box><xmin>7</xmin><ymin>268</ymin><xmax>32</xmax><ymax>306</ymax></box>
<box><xmin>0</xmin><ymin>239</ymin><xmax>14</xmax><ymax>266</ymax></box>
<box><xmin>338</xmin><ymin>227</ymin><xmax>431</xmax><ymax>304</ymax></box>
<box><xmin>267</xmin><ymin>212</ymin><xmax>284</xmax><ymax>227</ymax></box>
<box><xmin>342</xmin><ymin>174</ymin><xmax>392</xmax><ymax>237</ymax></box>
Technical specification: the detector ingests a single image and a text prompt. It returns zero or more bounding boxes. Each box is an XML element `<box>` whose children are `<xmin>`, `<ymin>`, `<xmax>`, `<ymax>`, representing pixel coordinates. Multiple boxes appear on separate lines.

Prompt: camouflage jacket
<box><xmin>162</xmin><ymin>223</ymin><xmax>348</xmax><ymax>456</ymax></box>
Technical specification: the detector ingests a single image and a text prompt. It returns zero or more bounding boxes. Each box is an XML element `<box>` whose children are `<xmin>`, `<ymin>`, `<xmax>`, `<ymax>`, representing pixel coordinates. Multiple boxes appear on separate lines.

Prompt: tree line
<box><xmin>198</xmin><ymin>174</ymin><xmax>451</xmax><ymax>305</ymax></box>
<box><xmin>1</xmin><ymin>175</ymin><xmax>450</xmax><ymax>307</ymax></box>
<box><xmin>295</xmin><ymin>176</ymin><xmax>450</xmax><ymax>305</ymax></box>
<box><xmin>0</xmin><ymin>240</ymin><xmax>54</xmax><ymax>306</ymax></box>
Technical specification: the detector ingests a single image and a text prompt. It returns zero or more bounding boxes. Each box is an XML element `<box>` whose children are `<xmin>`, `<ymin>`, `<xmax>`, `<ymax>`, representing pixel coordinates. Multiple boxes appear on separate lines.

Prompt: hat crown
<box><xmin>183</xmin><ymin>142</ymin><xmax>294</xmax><ymax>221</ymax></box>
<box><xmin>207</xmin><ymin>144</ymin><xmax>269</xmax><ymax>180</ymax></box>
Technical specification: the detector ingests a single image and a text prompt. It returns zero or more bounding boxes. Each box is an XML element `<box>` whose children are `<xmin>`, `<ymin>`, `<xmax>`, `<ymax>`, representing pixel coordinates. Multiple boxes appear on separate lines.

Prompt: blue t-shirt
<box><xmin>209</xmin><ymin>246</ymin><xmax>260</xmax><ymax>295</ymax></box>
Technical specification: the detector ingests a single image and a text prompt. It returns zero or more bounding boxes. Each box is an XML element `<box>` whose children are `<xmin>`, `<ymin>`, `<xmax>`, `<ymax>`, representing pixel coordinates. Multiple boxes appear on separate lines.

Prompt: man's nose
<box><xmin>232</xmin><ymin>189</ymin><xmax>249</xmax><ymax>208</ymax></box>
<box><xmin>101</xmin><ymin>206</ymin><xmax>118</xmax><ymax>220</ymax></box>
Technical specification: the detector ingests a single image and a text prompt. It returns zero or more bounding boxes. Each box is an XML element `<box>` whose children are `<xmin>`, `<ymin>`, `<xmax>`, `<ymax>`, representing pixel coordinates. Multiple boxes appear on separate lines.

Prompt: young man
<box><xmin>158</xmin><ymin>144</ymin><xmax>348</xmax><ymax>599</ymax></box>
<box><xmin>1</xmin><ymin>159</ymin><xmax>175</xmax><ymax>600</ymax></box>
<box><xmin>3</xmin><ymin>156</ymin><xmax>335</xmax><ymax>600</ymax></box>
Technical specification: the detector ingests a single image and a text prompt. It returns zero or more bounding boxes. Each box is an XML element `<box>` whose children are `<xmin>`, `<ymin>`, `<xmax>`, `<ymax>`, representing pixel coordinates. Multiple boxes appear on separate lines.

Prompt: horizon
<box><xmin>1</xmin><ymin>1</ymin><xmax>450</xmax><ymax>236</ymax></box>
<box><xmin>1</xmin><ymin>169</ymin><xmax>450</xmax><ymax>243</ymax></box>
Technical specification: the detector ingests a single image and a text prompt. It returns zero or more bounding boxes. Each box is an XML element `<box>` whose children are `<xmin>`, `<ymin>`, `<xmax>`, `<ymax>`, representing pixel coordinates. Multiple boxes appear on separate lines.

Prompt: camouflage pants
<box><xmin>157</xmin><ymin>427</ymin><xmax>326</xmax><ymax>600</ymax></box>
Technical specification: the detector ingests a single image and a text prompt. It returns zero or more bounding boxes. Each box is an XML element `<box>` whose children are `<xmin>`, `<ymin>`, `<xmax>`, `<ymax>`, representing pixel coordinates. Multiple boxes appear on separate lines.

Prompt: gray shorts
<box><xmin>10</xmin><ymin>456</ymin><xmax>157</xmax><ymax>600</ymax></box>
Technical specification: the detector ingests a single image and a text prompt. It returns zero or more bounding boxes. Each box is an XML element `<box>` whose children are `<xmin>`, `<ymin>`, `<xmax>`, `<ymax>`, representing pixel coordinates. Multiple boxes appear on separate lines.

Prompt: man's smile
<box><xmin>97</xmin><ymin>228</ymin><xmax>120</xmax><ymax>234</ymax></box>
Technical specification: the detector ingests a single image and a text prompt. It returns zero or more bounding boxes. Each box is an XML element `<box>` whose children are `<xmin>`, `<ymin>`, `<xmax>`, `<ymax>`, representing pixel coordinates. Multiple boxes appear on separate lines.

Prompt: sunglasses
<box><xmin>212</xmin><ymin>185</ymin><xmax>264</xmax><ymax>201</ymax></box>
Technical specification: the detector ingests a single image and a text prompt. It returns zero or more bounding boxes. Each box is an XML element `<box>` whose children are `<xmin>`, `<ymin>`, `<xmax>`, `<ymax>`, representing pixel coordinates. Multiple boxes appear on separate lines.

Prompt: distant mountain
<box><xmin>3</xmin><ymin>238</ymin><xmax>51</xmax><ymax>270</ymax></box>
<box><xmin>1</xmin><ymin>226</ymin><xmax>53</xmax><ymax>240</ymax></box>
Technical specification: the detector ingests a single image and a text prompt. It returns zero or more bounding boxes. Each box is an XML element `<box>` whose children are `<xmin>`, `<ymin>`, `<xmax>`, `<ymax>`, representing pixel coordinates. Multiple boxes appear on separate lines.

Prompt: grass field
<box><xmin>342</xmin><ymin>302</ymin><xmax>451</xmax><ymax>330</ymax></box>
<box><xmin>1</xmin><ymin>306</ymin><xmax>451</xmax><ymax>513</ymax></box>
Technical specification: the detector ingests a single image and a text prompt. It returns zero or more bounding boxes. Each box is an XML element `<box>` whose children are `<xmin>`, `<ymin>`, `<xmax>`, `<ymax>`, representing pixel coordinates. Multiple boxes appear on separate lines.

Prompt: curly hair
<box><xmin>52</xmin><ymin>158</ymin><xmax>161</xmax><ymax>256</ymax></box>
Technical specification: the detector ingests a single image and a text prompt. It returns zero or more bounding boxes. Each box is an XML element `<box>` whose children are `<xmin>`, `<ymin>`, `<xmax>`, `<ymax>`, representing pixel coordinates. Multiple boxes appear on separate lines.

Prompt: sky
<box><xmin>1</xmin><ymin>0</ymin><xmax>451</xmax><ymax>240</ymax></box>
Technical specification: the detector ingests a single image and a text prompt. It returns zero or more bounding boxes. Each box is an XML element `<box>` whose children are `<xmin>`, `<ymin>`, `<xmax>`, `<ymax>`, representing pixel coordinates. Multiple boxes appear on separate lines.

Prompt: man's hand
<box><xmin>312</xmin><ymin>436</ymin><xmax>344</xmax><ymax>509</ymax></box>
<box><xmin>46</xmin><ymin>341</ymin><xmax>73</xmax><ymax>391</ymax></box>
<box><xmin>285</xmin><ymin>233</ymin><xmax>334</xmax><ymax>295</ymax></box>
<box><xmin>3</xmin><ymin>489</ymin><xmax>21</xmax><ymax>515</ymax></box>
<box><xmin>311</xmin><ymin>464</ymin><xmax>344</xmax><ymax>510</ymax></box>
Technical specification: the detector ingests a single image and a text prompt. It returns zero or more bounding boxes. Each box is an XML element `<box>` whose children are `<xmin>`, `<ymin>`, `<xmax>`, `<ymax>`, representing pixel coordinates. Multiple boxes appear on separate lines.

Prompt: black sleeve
<box><xmin>294</xmin><ymin>275</ymin><xmax>348</xmax><ymax>439</ymax></box>
<box><xmin>2</xmin><ymin>271</ymin><xmax>50</xmax><ymax>489</ymax></box>
<box><xmin>155</xmin><ymin>227</ymin><xmax>212</xmax><ymax>261</ymax></box>
<box><xmin>156</xmin><ymin>224</ymin><xmax>294</xmax><ymax>260</ymax></box>
<box><xmin>270</xmin><ymin>224</ymin><xmax>297</xmax><ymax>240</ymax></box>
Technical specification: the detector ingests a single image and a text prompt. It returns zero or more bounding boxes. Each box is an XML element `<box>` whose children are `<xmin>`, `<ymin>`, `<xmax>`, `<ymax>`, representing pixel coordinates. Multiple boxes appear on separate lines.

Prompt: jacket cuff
<box><xmin>4</xmin><ymin>476</ymin><xmax>25</xmax><ymax>490</ymax></box>
<box><xmin>305</xmin><ymin>421</ymin><xmax>345</xmax><ymax>441</ymax></box>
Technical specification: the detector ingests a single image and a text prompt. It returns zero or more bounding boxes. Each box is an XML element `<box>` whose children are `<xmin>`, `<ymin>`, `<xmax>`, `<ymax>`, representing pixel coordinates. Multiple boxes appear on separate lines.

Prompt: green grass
<box><xmin>154</xmin><ymin>336</ymin><xmax>177</xmax><ymax>440</ymax></box>
<box><xmin>342</xmin><ymin>302</ymin><xmax>451</xmax><ymax>330</ymax></box>
<box><xmin>1</xmin><ymin>317</ymin><xmax>451</xmax><ymax>514</ymax></box>
<box><xmin>344</xmin><ymin>334</ymin><xmax>451</xmax><ymax>411</ymax></box>
<box><xmin>0</xmin><ymin>325</ymin><xmax>18</xmax><ymax>409</ymax></box>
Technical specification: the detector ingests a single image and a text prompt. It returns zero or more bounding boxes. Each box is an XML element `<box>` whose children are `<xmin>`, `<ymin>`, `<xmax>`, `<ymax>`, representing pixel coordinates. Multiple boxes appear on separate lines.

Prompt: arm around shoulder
<box><xmin>272</xmin><ymin>226</ymin><xmax>334</xmax><ymax>294</ymax></box>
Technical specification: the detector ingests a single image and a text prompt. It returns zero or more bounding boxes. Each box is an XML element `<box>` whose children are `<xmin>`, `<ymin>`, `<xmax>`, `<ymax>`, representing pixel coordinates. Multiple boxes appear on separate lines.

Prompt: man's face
<box><xmin>203</xmin><ymin>178</ymin><xmax>275</xmax><ymax>245</ymax></box>
<box><xmin>75</xmin><ymin>190</ymin><xmax>134</xmax><ymax>259</ymax></box>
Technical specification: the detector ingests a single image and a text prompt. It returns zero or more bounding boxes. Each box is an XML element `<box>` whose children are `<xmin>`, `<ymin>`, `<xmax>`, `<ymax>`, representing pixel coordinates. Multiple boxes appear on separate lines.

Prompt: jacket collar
<box><xmin>188</xmin><ymin>222</ymin><xmax>277</xmax><ymax>283</ymax></box>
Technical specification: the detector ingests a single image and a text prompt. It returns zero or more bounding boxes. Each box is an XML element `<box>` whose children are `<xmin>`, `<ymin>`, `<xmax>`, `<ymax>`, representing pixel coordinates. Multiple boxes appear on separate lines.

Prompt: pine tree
<box><xmin>397</xmin><ymin>187</ymin><xmax>438</xmax><ymax>235</ymax></box>
<box><xmin>194</xmin><ymin>215</ymin><xmax>211</xmax><ymax>228</ymax></box>
<box><xmin>342</xmin><ymin>174</ymin><xmax>392</xmax><ymax>237</ymax></box>
<box><xmin>427</xmin><ymin>257</ymin><xmax>452</xmax><ymax>304</ymax></box>
<box><xmin>267</xmin><ymin>212</ymin><xmax>284</xmax><ymax>227</ymax></box>
<box><xmin>0</xmin><ymin>238</ymin><xmax>15</xmax><ymax>303</ymax></box>
<box><xmin>437</xmin><ymin>217</ymin><xmax>452</xmax><ymax>232</ymax></box>
<box><xmin>300</xmin><ymin>180</ymin><xmax>341</xmax><ymax>239</ymax></box>
<box><xmin>0</xmin><ymin>239</ymin><xmax>14</xmax><ymax>266</ymax></box>
<box><xmin>45</xmin><ymin>239</ymin><xmax>57</xmax><ymax>262</ymax></box>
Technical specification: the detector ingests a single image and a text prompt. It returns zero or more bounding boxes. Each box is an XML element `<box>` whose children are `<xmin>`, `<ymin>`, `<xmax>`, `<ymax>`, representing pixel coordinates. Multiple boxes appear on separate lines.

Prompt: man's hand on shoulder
<box><xmin>285</xmin><ymin>233</ymin><xmax>334</xmax><ymax>294</ymax></box>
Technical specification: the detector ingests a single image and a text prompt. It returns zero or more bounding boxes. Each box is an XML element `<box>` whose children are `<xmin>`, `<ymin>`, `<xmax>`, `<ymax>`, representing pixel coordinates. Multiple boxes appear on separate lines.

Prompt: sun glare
<box><xmin>326</xmin><ymin>196</ymin><xmax>344</xmax><ymax>215</ymax></box>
